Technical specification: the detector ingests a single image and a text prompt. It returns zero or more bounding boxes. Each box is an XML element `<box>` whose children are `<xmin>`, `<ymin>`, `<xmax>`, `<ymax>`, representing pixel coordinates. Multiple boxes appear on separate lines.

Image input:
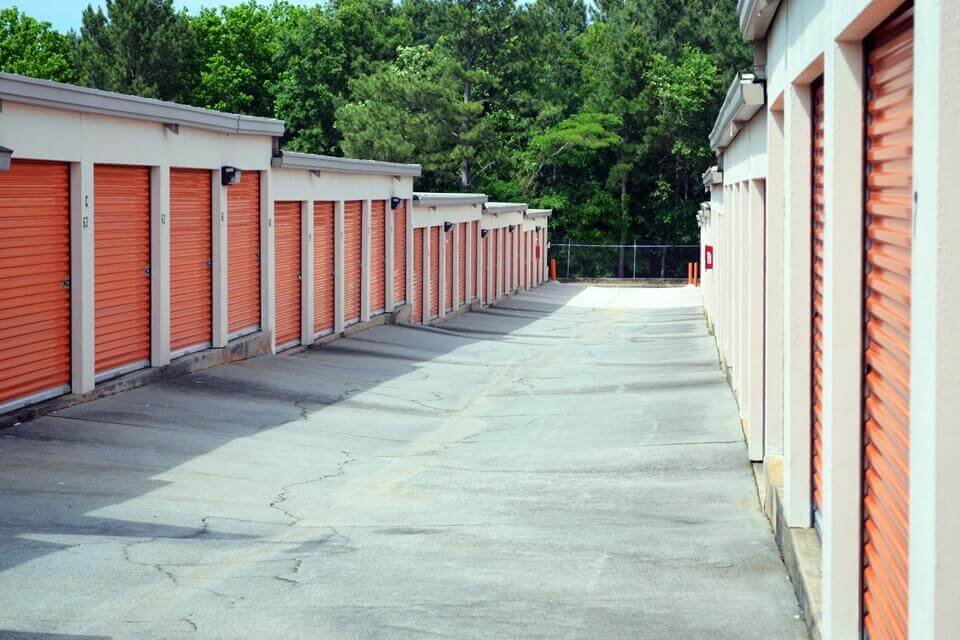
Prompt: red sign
<box><xmin>705</xmin><ymin>245</ymin><xmax>714</xmax><ymax>270</ymax></box>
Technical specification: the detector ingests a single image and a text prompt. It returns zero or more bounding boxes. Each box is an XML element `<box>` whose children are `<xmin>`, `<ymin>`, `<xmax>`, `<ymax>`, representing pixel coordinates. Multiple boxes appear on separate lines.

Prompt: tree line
<box><xmin>0</xmin><ymin>0</ymin><xmax>748</xmax><ymax>262</ymax></box>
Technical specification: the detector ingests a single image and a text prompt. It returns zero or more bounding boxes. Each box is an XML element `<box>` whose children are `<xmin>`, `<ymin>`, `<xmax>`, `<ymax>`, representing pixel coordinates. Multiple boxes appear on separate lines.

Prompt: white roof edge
<box><xmin>702</xmin><ymin>166</ymin><xmax>723</xmax><ymax>187</ymax></box>
<box><xmin>273</xmin><ymin>150</ymin><xmax>422</xmax><ymax>177</ymax></box>
<box><xmin>525</xmin><ymin>208</ymin><xmax>552</xmax><ymax>217</ymax></box>
<box><xmin>484</xmin><ymin>202</ymin><xmax>528</xmax><ymax>215</ymax></box>
<box><xmin>0</xmin><ymin>72</ymin><xmax>284</xmax><ymax>136</ymax></box>
<box><xmin>709</xmin><ymin>72</ymin><xmax>765</xmax><ymax>152</ymax></box>
<box><xmin>738</xmin><ymin>0</ymin><xmax>783</xmax><ymax>41</ymax></box>
<box><xmin>413</xmin><ymin>192</ymin><xmax>487</xmax><ymax>207</ymax></box>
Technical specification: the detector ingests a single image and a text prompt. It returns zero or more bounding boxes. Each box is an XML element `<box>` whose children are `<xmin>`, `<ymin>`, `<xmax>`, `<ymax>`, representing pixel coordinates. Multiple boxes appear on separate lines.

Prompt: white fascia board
<box><xmin>0</xmin><ymin>72</ymin><xmax>284</xmax><ymax>136</ymax></box>
<box><xmin>709</xmin><ymin>73</ymin><xmax>766</xmax><ymax>151</ymax></box>
<box><xmin>413</xmin><ymin>192</ymin><xmax>487</xmax><ymax>207</ymax></box>
<box><xmin>737</xmin><ymin>0</ymin><xmax>783</xmax><ymax>41</ymax></box>
<box><xmin>484</xmin><ymin>202</ymin><xmax>528</xmax><ymax>215</ymax></box>
<box><xmin>702</xmin><ymin>166</ymin><xmax>724</xmax><ymax>188</ymax></box>
<box><xmin>272</xmin><ymin>150</ymin><xmax>422</xmax><ymax>177</ymax></box>
<box><xmin>525</xmin><ymin>208</ymin><xmax>552</xmax><ymax>218</ymax></box>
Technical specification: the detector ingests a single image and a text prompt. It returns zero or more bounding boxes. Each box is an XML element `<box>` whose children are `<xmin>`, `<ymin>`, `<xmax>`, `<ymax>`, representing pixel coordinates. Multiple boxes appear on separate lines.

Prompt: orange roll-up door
<box><xmin>445</xmin><ymin>227</ymin><xmax>454</xmax><ymax>312</ymax></box>
<box><xmin>430</xmin><ymin>226</ymin><xmax>440</xmax><ymax>319</ymax></box>
<box><xmin>344</xmin><ymin>200</ymin><xmax>362</xmax><ymax>325</ymax></box>
<box><xmin>493</xmin><ymin>229</ymin><xmax>500</xmax><ymax>299</ymax></box>
<box><xmin>314</xmin><ymin>201</ymin><xmax>335</xmax><ymax>335</ymax></box>
<box><xmin>94</xmin><ymin>164</ymin><xmax>151</xmax><ymax>378</ymax></box>
<box><xmin>370</xmin><ymin>200</ymin><xmax>385</xmax><ymax>314</ymax></box>
<box><xmin>170</xmin><ymin>168</ymin><xmax>212</xmax><ymax>356</ymax></box>
<box><xmin>274</xmin><ymin>201</ymin><xmax>301</xmax><ymax>350</ymax></box>
<box><xmin>508</xmin><ymin>229</ymin><xmax>515</xmax><ymax>291</ymax></box>
<box><xmin>811</xmin><ymin>78</ymin><xmax>826</xmax><ymax>524</ymax></box>
<box><xmin>472</xmin><ymin>221</ymin><xmax>479</xmax><ymax>301</ymax></box>
<box><xmin>227</xmin><ymin>171</ymin><xmax>260</xmax><ymax>337</ymax></box>
<box><xmin>0</xmin><ymin>160</ymin><xmax>71</xmax><ymax>410</ymax></box>
<box><xmin>458</xmin><ymin>222</ymin><xmax>467</xmax><ymax>305</ymax></box>
<box><xmin>393</xmin><ymin>200</ymin><xmax>407</xmax><ymax>304</ymax></box>
<box><xmin>481</xmin><ymin>232</ymin><xmax>488</xmax><ymax>303</ymax></box>
<box><xmin>412</xmin><ymin>228</ymin><xmax>424</xmax><ymax>324</ymax></box>
<box><xmin>862</xmin><ymin>7</ymin><xmax>913</xmax><ymax>640</ymax></box>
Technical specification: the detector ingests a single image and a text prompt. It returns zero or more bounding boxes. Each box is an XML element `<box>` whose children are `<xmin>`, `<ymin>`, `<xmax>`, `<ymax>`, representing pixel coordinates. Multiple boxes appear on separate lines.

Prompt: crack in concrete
<box><xmin>268</xmin><ymin>451</ymin><xmax>357</xmax><ymax>523</ymax></box>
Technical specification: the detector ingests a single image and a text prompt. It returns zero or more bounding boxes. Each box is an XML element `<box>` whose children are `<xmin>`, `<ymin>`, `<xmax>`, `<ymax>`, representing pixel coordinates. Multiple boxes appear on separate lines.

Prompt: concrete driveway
<box><xmin>0</xmin><ymin>284</ymin><xmax>807</xmax><ymax>639</ymax></box>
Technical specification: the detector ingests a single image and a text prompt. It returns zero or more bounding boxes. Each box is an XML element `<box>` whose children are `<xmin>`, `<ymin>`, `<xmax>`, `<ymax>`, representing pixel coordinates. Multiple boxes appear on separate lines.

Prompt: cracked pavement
<box><xmin>0</xmin><ymin>284</ymin><xmax>807</xmax><ymax>639</ymax></box>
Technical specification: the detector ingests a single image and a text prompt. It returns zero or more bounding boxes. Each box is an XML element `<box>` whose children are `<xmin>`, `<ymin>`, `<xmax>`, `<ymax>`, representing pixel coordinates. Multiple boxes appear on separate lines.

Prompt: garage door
<box><xmin>394</xmin><ymin>200</ymin><xmax>407</xmax><ymax>304</ymax></box>
<box><xmin>862</xmin><ymin>7</ymin><xmax>913</xmax><ymax>640</ymax></box>
<box><xmin>482</xmin><ymin>232</ymin><xmax>488</xmax><ymax>304</ymax></box>
<box><xmin>413</xmin><ymin>228</ymin><xmax>424</xmax><ymax>324</ymax></box>
<box><xmin>344</xmin><ymin>200</ymin><xmax>362</xmax><ymax>325</ymax></box>
<box><xmin>430</xmin><ymin>226</ymin><xmax>440</xmax><ymax>319</ymax></box>
<box><xmin>314</xmin><ymin>201</ymin><xmax>335</xmax><ymax>336</ymax></box>
<box><xmin>445</xmin><ymin>227</ymin><xmax>454</xmax><ymax>312</ymax></box>
<box><xmin>458</xmin><ymin>223</ymin><xmax>467</xmax><ymax>305</ymax></box>
<box><xmin>274</xmin><ymin>201</ymin><xmax>301</xmax><ymax>350</ymax></box>
<box><xmin>493</xmin><ymin>229</ymin><xmax>500</xmax><ymax>299</ymax></box>
<box><xmin>227</xmin><ymin>171</ymin><xmax>260</xmax><ymax>338</ymax></box>
<box><xmin>94</xmin><ymin>164</ymin><xmax>151</xmax><ymax>379</ymax></box>
<box><xmin>170</xmin><ymin>168</ymin><xmax>212</xmax><ymax>357</ymax></box>
<box><xmin>811</xmin><ymin>78</ymin><xmax>826</xmax><ymax>526</ymax></box>
<box><xmin>472</xmin><ymin>221</ymin><xmax>480</xmax><ymax>301</ymax></box>
<box><xmin>370</xmin><ymin>200</ymin><xmax>385</xmax><ymax>314</ymax></box>
<box><xmin>0</xmin><ymin>160</ymin><xmax>71</xmax><ymax>411</ymax></box>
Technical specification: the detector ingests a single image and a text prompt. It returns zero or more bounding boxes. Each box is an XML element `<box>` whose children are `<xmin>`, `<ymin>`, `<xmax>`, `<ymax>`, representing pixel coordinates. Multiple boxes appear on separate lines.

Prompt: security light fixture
<box><xmin>508</xmin><ymin>224</ymin><xmax>515</xmax><ymax>232</ymax></box>
<box><xmin>221</xmin><ymin>166</ymin><xmax>241</xmax><ymax>186</ymax></box>
<box><xmin>444</xmin><ymin>221</ymin><xmax>454</xmax><ymax>232</ymax></box>
<box><xmin>0</xmin><ymin>146</ymin><xmax>12</xmax><ymax>172</ymax></box>
<box><xmin>481</xmin><ymin>229</ymin><xmax>489</xmax><ymax>238</ymax></box>
<box><xmin>391</xmin><ymin>196</ymin><xmax>402</xmax><ymax>209</ymax></box>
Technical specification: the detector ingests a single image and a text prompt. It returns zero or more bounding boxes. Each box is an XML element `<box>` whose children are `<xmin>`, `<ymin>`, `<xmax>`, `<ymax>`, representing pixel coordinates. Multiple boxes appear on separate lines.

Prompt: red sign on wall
<box><xmin>705</xmin><ymin>245</ymin><xmax>714</xmax><ymax>270</ymax></box>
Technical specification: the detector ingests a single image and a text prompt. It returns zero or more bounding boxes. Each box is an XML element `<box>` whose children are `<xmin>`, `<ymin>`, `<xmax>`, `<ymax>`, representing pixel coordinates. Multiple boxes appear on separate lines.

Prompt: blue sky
<box><xmin>6</xmin><ymin>1</ymin><xmax>325</xmax><ymax>32</ymax></box>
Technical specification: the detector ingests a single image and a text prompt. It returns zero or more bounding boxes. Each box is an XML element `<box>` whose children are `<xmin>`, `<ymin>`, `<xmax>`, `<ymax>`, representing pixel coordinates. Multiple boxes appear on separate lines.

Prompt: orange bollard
<box><xmin>694</xmin><ymin>263</ymin><xmax>699</xmax><ymax>287</ymax></box>
<box><xmin>687</xmin><ymin>262</ymin><xmax>693</xmax><ymax>285</ymax></box>
<box><xmin>550</xmin><ymin>258</ymin><xmax>557</xmax><ymax>281</ymax></box>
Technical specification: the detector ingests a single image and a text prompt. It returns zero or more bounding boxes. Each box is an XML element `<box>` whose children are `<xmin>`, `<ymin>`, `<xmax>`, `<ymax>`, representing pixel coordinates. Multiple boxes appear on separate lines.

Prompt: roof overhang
<box><xmin>484</xmin><ymin>202</ymin><xmax>527</xmax><ymax>215</ymax></box>
<box><xmin>738</xmin><ymin>0</ymin><xmax>783</xmax><ymax>41</ymax></box>
<box><xmin>702</xmin><ymin>166</ymin><xmax>723</xmax><ymax>189</ymax></box>
<box><xmin>709</xmin><ymin>73</ymin><xmax>765</xmax><ymax>152</ymax></box>
<box><xmin>272</xmin><ymin>150</ymin><xmax>421</xmax><ymax>177</ymax></box>
<box><xmin>413</xmin><ymin>192</ymin><xmax>486</xmax><ymax>207</ymax></box>
<box><xmin>525</xmin><ymin>208</ymin><xmax>552</xmax><ymax>218</ymax></box>
<box><xmin>0</xmin><ymin>72</ymin><xmax>284</xmax><ymax>136</ymax></box>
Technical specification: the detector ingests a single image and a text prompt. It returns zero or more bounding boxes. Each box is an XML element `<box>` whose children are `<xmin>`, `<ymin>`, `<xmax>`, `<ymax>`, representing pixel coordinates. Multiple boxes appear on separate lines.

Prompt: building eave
<box><xmin>0</xmin><ymin>72</ymin><xmax>284</xmax><ymax>136</ymax></box>
<box><xmin>484</xmin><ymin>202</ymin><xmax>528</xmax><ymax>215</ymax></box>
<box><xmin>413</xmin><ymin>192</ymin><xmax>487</xmax><ymax>207</ymax></box>
<box><xmin>272</xmin><ymin>150</ymin><xmax>422</xmax><ymax>177</ymax></box>
<box><xmin>737</xmin><ymin>0</ymin><xmax>783</xmax><ymax>41</ymax></box>
<box><xmin>709</xmin><ymin>73</ymin><xmax>766</xmax><ymax>152</ymax></box>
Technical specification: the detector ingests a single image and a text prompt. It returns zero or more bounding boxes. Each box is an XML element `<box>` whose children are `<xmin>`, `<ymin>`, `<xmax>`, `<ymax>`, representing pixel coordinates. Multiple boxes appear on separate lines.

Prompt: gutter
<box><xmin>709</xmin><ymin>73</ymin><xmax>765</xmax><ymax>152</ymax></box>
<box><xmin>484</xmin><ymin>202</ymin><xmax>528</xmax><ymax>215</ymax></box>
<box><xmin>413</xmin><ymin>192</ymin><xmax>487</xmax><ymax>207</ymax></box>
<box><xmin>0</xmin><ymin>72</ymin><xmax>284</xmax><ymax>136</ymax></box>
<box><xmin>272</xmin><ymin>150</ymin><xmax>422</xmax><ymax>177</ymax></box>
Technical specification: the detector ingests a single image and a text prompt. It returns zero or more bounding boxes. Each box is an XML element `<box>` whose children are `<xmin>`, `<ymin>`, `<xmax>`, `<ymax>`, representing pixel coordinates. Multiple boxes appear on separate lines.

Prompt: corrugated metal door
<box><xmin>314</xmin><ymin>201</ymin><xmax>335</xmax><ymax>335</ymax></box>
<box><xmin>481</xmin><ymin>233</ymin><xmax>488</xmax><ymax>303</ymax></box>
<box><xmin>370</xmin><ymin>200</ymin><xmax>385</xmax><ymax>314</ymax></box>
<box><xmin>0</xmin><ymin>160</ymin><xmax>71</xmax><ymax>410</ymax></box>
<box><xmin>521</xmin><ymin>230</ymin><xmax>527</xmax><ymax>289</ymax></box>
<box><xmin>811</xmin><ymin>78</ymin><xmax>826</xmax><ymax>523</ymax></box>
<box><xmin>445</xmin><ymin>227</ymin><xmax>454</xmax><ymax>312</ymax></box>
<box><xmin>472</xmin><ymin>221</ymin><xmax>479</xmax><ymax>301</ymax></box>
<box><xmin>493</xmin><ymin>229</ymin><xmax>500</xmax><ymax>299</ymax></box>
<box><xmin>170</xmin><ymin>168</ymin><xmax>212</xmax><ymax>357</ymax></box>
<box><xmin>94</xmin><ymin>164</ymin><xmax>151</xmax><ymax>378</ymax></box>
<box><xmin>274</xmin><ymin>201</ymin><xmax>301</xmax><ymax>350</ymax></box>
<box><xmin>862</xmin><ymin>7</ymin><xmax>913</xmax><ymax>640</ymax></box>
<box><xmin>394</xmin><ymin>200</ymin><xmax>407</xmax><ymax>304</ymax></box>
<box><xmin>413</xmin><ymin>228</ymin><xmax>424</xmax><ymax>324</ymax></box>
<box><xmin>458</xmin><ymin>223</ymin><xmax>467</xmax><ymax>305</ymax></box>
<box><xmin>227</xmin><ymin>171</ymin><xmax>260</xmax><ymax>337</ymax></box>
<box><xmin>430</xmin><ymin>226</ymin><xmax>440</xmax><ymax>319</ymax></box>
<box><xmin>344</xmin><ymin>200</ymin><xmax>362</xmax><ymax>324</ymax></box>
<box><xmin>508</xmin><ymin>229</ymin><xmax>514</xmax><ymax>291</ymax></box>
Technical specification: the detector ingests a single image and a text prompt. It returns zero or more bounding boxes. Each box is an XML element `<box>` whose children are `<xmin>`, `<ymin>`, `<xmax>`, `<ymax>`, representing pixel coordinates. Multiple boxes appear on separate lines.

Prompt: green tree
<box><xmin>75</xmin><ymin>0</ymin><xmax>193</xmax><ymax>101</ymax></box>
<box><xmin>0</xmin><ymin>7</ymin><xmax>77</xmax><ymax>83</ymax></box>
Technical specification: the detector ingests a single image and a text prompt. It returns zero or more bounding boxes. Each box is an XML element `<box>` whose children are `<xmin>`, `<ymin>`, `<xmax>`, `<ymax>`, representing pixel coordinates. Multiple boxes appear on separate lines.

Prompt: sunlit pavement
<box><xmin>0</xmin><ymin>284</ymin><xmax>807</xmax><ymax>639</ymax></box>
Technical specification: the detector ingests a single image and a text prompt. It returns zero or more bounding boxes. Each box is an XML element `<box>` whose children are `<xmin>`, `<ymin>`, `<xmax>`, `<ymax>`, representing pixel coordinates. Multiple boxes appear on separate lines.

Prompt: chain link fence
<box><xmin>548</xmin><ymin>242</ymin><xmax>700</xmax><ymax>281</ymax></box>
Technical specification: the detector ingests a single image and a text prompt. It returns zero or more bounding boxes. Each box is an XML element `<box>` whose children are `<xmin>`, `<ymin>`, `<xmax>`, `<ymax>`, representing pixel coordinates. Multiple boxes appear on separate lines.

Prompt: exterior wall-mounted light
<box><xmin>444</xmin><ymin>221</ymin><xmax>454</xmax><ymax>232</ymax></box>
<box><xmin>508</xmin><ymin>224</ymin><xmax>515</xmax><ymax>232</ymax></box>
<box><xmin>221</xmin><ymin>166</ymin><xmax>241</xmax><ymax>186</ymax></box>
<box><xmin>481</xmin><ymin>229</ymin><xmax>489</xmax><ymax>238</ymax></box>
<box><xmin>0</xmin><ymin>146</ymin><xmax>12</xmax><ymax>172</ymax></box>
<box><xmin>391</xmin><ymin>196</ymin><xmax>402</xmax><ymax>209</ymax></box>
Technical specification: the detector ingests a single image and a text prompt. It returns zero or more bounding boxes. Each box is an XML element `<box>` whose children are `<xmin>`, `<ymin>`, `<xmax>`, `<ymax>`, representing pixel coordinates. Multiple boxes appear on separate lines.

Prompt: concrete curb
<box><xmin>753</xmin><ymin>457</ymin><xmax>823</xmax><ymax>640</ymax></box>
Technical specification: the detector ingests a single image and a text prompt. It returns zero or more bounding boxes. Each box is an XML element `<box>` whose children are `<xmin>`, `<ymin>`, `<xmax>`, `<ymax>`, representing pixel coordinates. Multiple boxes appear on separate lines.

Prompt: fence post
<box><xmin>632</xmin><ymin>241</ymin><xmax>637</xmax><ymax>280</ymax></box>
<box><xmin>566</xmin><ymin>241</ymin><xmax>571</xmax><ymax>279</ymax></box>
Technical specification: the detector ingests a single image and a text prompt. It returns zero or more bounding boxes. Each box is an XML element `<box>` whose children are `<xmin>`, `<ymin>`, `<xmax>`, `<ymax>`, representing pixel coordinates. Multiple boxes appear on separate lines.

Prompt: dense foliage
<box><xmin>0</xmin><ymin>0</ymin><xmax>748</xmax><ymax>261</ymax></box>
